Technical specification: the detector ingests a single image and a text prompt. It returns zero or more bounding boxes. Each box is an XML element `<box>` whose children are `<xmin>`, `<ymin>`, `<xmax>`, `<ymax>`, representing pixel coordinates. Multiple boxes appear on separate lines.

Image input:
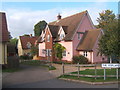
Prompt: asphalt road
<box><xmin>2</xmin><ymin>64</ymin><xmax>119</xmax><ymax>88</ymax></box>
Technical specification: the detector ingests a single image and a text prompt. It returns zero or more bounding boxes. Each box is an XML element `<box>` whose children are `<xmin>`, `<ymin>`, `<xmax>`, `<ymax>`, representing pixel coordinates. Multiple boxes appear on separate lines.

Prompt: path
<box><xmin>2</xmin><ymin>64</ymin><xmax>118</xmax><ymax>88</ymax></box>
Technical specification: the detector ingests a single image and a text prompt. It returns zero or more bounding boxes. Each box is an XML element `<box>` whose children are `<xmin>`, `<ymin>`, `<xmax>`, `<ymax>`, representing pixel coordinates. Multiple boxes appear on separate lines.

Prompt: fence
<box><xmin>62</xmin><ymin>63</ymin><xmax>120</xmax><ymax>80</ymax></box>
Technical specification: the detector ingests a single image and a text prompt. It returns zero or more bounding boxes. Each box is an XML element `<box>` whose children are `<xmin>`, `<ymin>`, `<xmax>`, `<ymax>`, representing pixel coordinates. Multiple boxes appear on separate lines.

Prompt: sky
<box><xmin>1</xmin><ymin>1</ymin><xmax>119</xmax><ymax>38</ymax></box>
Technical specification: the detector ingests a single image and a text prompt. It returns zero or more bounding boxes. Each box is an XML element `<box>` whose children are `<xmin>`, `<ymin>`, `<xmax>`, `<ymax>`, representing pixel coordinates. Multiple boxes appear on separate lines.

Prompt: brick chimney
<box><xmin>57</xmin><ymin>13</ymin><xmax>61</xmax><ymax>20</ymax></box>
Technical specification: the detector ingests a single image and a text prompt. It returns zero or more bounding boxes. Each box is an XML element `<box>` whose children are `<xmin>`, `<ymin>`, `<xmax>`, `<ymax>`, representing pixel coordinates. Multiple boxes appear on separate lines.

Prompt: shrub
<box><xmin>72</xmin><ymin>55</ymin><xmax>89</xmax><ymax>64</ymax></box>
<box><xmin>20</xmin><ymin>55</ymin><xmax>33</xmax><ymax>60</ymax></box>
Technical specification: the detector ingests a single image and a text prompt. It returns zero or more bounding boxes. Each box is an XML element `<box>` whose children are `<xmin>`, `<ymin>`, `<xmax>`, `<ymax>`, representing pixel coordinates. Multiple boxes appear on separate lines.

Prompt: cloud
<box><xmin>4</xmin><ymin>4</ymin><xmax>107</xmax><ymax>38</ymax></box>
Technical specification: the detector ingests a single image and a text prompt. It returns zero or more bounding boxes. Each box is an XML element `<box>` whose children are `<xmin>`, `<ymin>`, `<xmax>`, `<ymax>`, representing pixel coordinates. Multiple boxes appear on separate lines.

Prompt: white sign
<box><xmin>102</xmin><ymin>63</ymin><xmax>120</xmax><ymax>68</ymax></box>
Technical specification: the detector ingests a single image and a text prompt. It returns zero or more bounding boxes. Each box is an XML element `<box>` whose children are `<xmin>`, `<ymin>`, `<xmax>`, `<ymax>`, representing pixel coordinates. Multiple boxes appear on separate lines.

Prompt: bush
<box><xmin>20</xmin><ymin>55</ymin><xmax>33</xmax><ymax>60</ymax></box>
<box><xmin>72</xmin><ymin>55</ymin><xmax>89</xmax><ymax>64</ymax></box>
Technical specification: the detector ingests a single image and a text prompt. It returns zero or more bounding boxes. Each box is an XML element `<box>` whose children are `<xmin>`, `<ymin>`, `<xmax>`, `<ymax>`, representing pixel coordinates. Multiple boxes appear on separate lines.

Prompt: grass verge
<box><xmin>58</xmin><ymin>69</ymin><xmax>119</xmax><ymax>82</ymax></box>
<box><xmin>2</xmin><ymin>68</ymin><xmax>22</xmax><ymax>72</ymax></box>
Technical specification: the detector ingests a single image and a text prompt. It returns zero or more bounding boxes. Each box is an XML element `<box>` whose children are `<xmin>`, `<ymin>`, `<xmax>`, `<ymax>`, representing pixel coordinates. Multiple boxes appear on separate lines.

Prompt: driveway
<box><xmin>2</xmin><ymin>64</ymin><xmax>119</xmax><ymax>88</ymax></box>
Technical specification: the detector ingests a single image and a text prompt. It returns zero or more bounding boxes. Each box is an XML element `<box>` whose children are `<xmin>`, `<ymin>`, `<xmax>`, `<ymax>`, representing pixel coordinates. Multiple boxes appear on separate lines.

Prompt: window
<box><xmin>42</xmin><ymin>49</ymin><xmax>45</xmax><ymax>54</ymax></box>
<box><xmin>62</xmin><ymin>50</ymin><xmax>66</xmax><ymax>57</ymax></box>
<box><xmin>47</xmin><ymin>35</ymin><xmax>50</xmax><ymax>42</ymax></box>
<box><xmin>60</xmin><ymin>34</ymin><xmax>64</xmax><ymax>40</ymax></box>
<box><xmin>78</xmin><ymin>33</ymin><xmax>81</xmax><ymax>40</ymax></box>
<box><xmin>26</xmin><ymin>42</ymin><xmax>31</xmax><ymax>49</ymax></box>
<box><xmin>46</xmin><ymin>49</ymin><xmax>52</xmax><ymax>56</ymax></box>
<box><xmin>83</xmin><ymin>51</ymin><xmax>87</xmax><ymax>57</ymax></box>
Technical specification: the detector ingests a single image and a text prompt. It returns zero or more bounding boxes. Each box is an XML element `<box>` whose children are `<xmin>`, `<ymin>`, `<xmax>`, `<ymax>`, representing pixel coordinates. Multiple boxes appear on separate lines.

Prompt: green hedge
<box><xmin>72</xmin><ymin>55</ymin><xmax>89</xmax><ymax>64</ymax></box>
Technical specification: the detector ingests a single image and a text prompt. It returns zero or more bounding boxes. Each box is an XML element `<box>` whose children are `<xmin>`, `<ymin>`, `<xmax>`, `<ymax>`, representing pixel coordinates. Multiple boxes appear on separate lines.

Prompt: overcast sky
<box><xmin>1</xmin><ymin>1</ymin><xmax>118</xmax><ymax>38</ymax></box>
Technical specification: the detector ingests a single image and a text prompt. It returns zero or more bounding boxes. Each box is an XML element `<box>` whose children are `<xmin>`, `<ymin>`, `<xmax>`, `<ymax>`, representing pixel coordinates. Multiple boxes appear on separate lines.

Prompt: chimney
<box><xmin>57</xmin><ymin>13</ymin><xmax>61</xmax><ymax>20</ymax></box>
<box><xmin>30</xmin><ymin>34</ymin><xmax>32</xmax><ymax>37</ymax></box>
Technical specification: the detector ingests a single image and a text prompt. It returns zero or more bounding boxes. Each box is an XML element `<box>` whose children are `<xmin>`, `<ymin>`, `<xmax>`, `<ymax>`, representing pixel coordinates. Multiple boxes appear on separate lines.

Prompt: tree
<box><xmin>53</xmin><ymin>43</ymin><xmax>66</xmax><ymax>61</ymax></box>
<box><xmin>30</xmin><ymin>45</ymin><xmax>39</xmax><ymax>57</ymax></box>
<box><xmin>34</xmin><ymin>20</ymin><xmax>47</xmax><ymax>36</ymax></box>
<box><xmin>97</xmin><ymin>10</ymin><xmax>120</xmax><ymax>63</ymax></box>
<box><xmin>10</xmin><ymin>38</ymin><xmax>18</xmax><ymax>45</ymax></box>
<box><xmin>97</xmin><ymin>10</ymin><xmax>116</xmax><ymax>31</ymax></box>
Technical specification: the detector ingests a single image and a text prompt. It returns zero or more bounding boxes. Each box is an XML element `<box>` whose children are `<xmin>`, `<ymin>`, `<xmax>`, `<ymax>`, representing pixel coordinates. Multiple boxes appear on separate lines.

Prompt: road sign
<box><xmin>102</xmin><ymin>63</ymin><xmax>120</xmax><ymax>68</ymax></box>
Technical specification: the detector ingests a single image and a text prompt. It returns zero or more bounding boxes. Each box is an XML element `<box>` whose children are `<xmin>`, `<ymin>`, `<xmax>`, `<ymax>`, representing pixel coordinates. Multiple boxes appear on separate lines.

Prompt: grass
<box><xmin>58</xmin><ymin>75</ymin><xmax>118</xmax><ymax>82</ymax></box>
<box><xmin>20</xmin><ymin>60</ymin><xmax>42</xmax><ymax>66</ymax></box>
<box><xmin>2</xmin><ymin>68</ymin><xmax>22</xmax><ymax>72</ymax></box>
<box><xmin>58</xmin><ymin>69</ymin><xmax>119</xmax><ymax>82</ymax></box>
<box><xmin>21</xmin><ymin>60</ymin><xmax>56</xmax><ymax>70</ymax></box>
<box><xmin>71</xmin><ymin>69</ymin><xmax>116</xmax><ymax>75</ymax></box>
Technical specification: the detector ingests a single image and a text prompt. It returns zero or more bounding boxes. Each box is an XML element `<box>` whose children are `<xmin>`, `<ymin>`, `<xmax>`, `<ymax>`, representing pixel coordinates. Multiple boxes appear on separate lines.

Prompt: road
<box><xmin>2</xmin><ymin>64</ymin><xmax>119</xmax><ymax>88</ymax></box>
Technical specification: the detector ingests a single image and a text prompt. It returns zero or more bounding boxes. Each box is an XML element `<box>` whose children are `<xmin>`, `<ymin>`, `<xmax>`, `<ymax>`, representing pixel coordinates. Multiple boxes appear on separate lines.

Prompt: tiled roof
<box><xmin>48</xmin><ymin>25</ymin><xmax>60</xmax><ymax>38</ymax></box>
<box><xmin>77</xmin><ymin>29</ymin><xmax>101</xmax><ymax>51</ymax></box>
<box><xmin>20</xmin><ymin>36</ymin><xmax>39</xmax><ymax>49</ymax></box>
<box><xmin>49</xmin><ymin>10</ymin><xmax>87</xmax><ymax>41</ymax></box>
<box><xmin>0</xmin><ymin>12</ymin><xmax>9</xmax><ymax>42</ymax></box>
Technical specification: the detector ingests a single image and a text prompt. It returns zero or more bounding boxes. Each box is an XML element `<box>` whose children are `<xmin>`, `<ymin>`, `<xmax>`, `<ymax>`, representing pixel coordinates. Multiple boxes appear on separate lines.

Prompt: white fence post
<box><xmin>104</xmin><ymin>67</ymin><xmax>106</xmax><ymax>80</ymax></box>
<box><xmin>116</xmin><ymin>68</ymin><xmax>119</xmax><ymax>80</ymax></box>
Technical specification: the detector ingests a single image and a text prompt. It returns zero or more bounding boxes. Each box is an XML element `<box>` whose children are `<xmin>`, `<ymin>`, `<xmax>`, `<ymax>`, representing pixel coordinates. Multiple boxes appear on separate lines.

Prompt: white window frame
<box><xmin>83</xmin><ymin>51</ymin><xmax>87</xmax><ymax>57</ymax></box>
<box><xmin>62</xmin><ymin>50</ymin><xmax>66</xmax><ymax>57</ymax></box>
<box><xmin>47</xmin><ymin>35</ymin><xmax>50</xmax><ymax>42</ymax></box>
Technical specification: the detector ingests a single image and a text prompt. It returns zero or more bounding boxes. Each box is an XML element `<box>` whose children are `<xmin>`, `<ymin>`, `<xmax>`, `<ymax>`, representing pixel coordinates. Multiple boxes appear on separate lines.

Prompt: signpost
<box><xmin>102</xmin><ymin>63</ymin><xmax>120</xmax><ymax>80</ymax></box>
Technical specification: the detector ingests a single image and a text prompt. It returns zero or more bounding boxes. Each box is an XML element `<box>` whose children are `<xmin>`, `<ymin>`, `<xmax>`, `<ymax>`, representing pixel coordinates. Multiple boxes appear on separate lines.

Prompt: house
<box><xmin>17</xmin><ymin>35</ymin><xmax>38</xmax><ymax>56</ymax></box>
<box><xmin>0</xmin><ymin>12</ymin><xmax>9</xmax><ymax>65</ymax></box>
<box><xmin>37</xmin><ymin>10</ymin><xmax>107</xmax><ymax>63</ymax></box>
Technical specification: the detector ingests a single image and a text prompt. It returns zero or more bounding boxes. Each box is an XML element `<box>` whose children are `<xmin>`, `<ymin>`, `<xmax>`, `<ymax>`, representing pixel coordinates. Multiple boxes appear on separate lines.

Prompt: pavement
<box><xmin>2</xmin><ymin>64</ymin><xmax>119</xmax><ymax>88</ymax></box>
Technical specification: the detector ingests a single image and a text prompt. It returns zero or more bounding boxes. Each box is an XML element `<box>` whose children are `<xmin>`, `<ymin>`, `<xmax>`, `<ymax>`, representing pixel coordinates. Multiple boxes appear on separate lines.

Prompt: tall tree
<box><xmin>97</xmin><ymin>10</ymin><xmax>119</xmax><ymax>63</ymax></box>
<box><xmin>34</xmin><ymin>20</ymin><xmax>47</xmax><ymax>36</ymax></box>
<box><xmin>97</xmin><ymin>10</ymin><xmax>116</xmax><ymax>31</ymax></box>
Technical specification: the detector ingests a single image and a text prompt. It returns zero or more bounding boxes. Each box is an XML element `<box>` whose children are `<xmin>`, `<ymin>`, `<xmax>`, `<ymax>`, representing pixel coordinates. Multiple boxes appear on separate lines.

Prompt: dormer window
<box><xmin>77</xmin><ymin>32</ymin><xmax>84</xmax><ymax>40</ymax></box>
<box><xmin>47</xmin><ymin>35</ymin><xmax>50</xmax><ymax>42</ymax></box>
<box><xmin>78</xmin><ymin>33</ymin><xmax>81</xmax><ymax>40</ymax></box>
<box><xmin>60</xmin><ymin>34</ymin><xmax>64</xmax><ymax>40</ymax></box>
<box><xmin>26</xmin><ymin>42</ymin><xmax>32</xmax><ymax>49</ymax></box>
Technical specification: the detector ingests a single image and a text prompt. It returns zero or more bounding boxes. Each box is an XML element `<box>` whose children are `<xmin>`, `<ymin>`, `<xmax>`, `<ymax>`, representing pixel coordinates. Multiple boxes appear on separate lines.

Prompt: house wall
<box><xmin>59</xmin><ymin>41</ymin><xmax>73</xmax><ymax>61</ymax></box>
<box><xmin>0</xmin><ymin>42</ymin><xmax>7</xmax><ymax>64</ymax></box>
<box><xmin>45</xmin><ymin>28</ymin><xmax>53</xmax><ymax>62</ymax></box>
<box><xmin>17</xmin><ymin>38</ymin><xmax>23</xmax><ymax>56</ymax></box>
<box><xmin>79</xmin><ymin>51</ymin><xmax>93</xmax><ymax>63</ymax></box>
<box><xmin>92</xmin><ymin>33</ymin><xmax>108</xmax><ymax>63</ymax></box>
<box><xmin>39</xmin><ymin>42</ymin><xmax>45</xmax><ymax>57</ymax></box>
<box><xmin>73</xmin><ymin>13</ymin><xmax>95</xmax><ymax>56</ymax></box>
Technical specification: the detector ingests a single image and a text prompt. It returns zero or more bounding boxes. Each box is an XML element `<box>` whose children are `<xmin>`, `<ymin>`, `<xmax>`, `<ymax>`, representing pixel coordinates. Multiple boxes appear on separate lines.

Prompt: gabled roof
<box><xmin>20</xmin><ymin>36</ymin><xmax>38</xmax><ymax>49</ymax></box>
<box><xmin>0</xmin><ymin>12</ymin><xmax>9</xmax><ymax>42</ymax></box>
<box><xmin>48</xmin><ymin>25</ymin><xmax>60</xmax><ymax>38</ymax></box>
<box><xmin>49</xmin><ymin>10</ymin><xmax>87</xmax><ymax>41</ymax></box>
<box><xmin>77</xmin><ymin>29</ymin><xmax>101</xmax><ymax>51</ymax></box>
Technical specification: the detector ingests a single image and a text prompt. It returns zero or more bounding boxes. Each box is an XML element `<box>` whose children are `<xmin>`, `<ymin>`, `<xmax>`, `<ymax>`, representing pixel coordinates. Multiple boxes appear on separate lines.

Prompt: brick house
<box><xmin>0</xmin><ymin>12</ymin><xmax>9</xmax><ymax>65</ymax></box>
<box><xmin>37</xmin><ymin>10</ymin><xmax>107</xmax><ymax>63</ymax></box>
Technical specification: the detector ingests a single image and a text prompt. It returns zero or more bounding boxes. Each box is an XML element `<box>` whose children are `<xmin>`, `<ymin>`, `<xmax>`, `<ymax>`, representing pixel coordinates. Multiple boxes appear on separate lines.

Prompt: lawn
<box><xmin>58</xmin><ymin>69</ymin><xmax>119</xmax><ymax>82</ymax></box>
<box><xmin>21</xmin><ymin>60</ymin><xmax>56</xmax><ymax>70</ymax></box>
<box><xmin>71</xmin><ymin>68</ymin><xmax>116</xmax><ymax>75</ymax></box>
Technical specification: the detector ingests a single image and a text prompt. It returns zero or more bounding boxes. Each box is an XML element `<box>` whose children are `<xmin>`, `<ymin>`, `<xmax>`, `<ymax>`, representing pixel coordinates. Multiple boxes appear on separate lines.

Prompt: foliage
<box><xmin>30</xmin><ymin>45</ymin><xmax>39</xmax><ymax>56</ymax></box>
<box><xmin>97</xmin><ymin>10</ymin><xmax>116</xmax><ymax>31</ymax></box>
<box><xmin>49</xmin><ymin>66</ymin><xmax>56</xmax><ymax>70</ymax></box>
<box><xmin>20</xmin><ymin>55</ymin><xmax>33</xmax><ymax>60</ymax></box>
<box><xmin>10</xmin><ymin>38</ymin><xmax>18</xmax><ymax>45</ymax></box>
<box><xmin>53</xmin><ymin>43</ymin><xmax>66</xmax><ymax>61</ymax></box>
<box><xmin>22</xmin><ymin>34</ymin><xmax>30</xmax><ymax>36</ymax></box>
<box><xmin>72</xmin><ymin>55</ymin><xmax>89</xmax><ymax>64</ymax></box>
<box><xmin>97</xmin><ymin>10</ymin><xmax>120</xmax><ymax>62</ymax></box>
<box><xmin>34</xmin><ymin>20</ymin><xmax>47</xmax><ymax>36</ymax></box>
